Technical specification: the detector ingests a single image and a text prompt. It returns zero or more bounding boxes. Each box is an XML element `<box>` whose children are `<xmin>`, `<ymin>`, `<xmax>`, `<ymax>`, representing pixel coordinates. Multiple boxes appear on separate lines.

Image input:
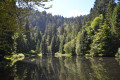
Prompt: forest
<box><xmin>0</xmin><ymin>0</ymin><xmax>120</xmax><ymax>61</ymax></box>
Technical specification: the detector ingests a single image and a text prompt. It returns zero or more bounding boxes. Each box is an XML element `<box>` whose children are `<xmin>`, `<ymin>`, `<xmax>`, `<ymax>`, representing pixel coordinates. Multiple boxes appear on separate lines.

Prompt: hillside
<box><xmin>0</xmin><ymin>0</ymin><xmax>120</xmax><ymax>58</ymax></box>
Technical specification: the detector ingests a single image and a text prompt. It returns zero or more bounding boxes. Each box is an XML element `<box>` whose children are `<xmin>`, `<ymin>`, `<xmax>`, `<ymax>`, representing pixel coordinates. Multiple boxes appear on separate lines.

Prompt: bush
<box><xmin>28</xmin><ymin>50</ymin><xmax>37</xmax><ymax>54</ymax></box>
<box><xmin>115</xmin><ymin>48</ymin><xmax>120</xmax><ymax>57</ymax></box>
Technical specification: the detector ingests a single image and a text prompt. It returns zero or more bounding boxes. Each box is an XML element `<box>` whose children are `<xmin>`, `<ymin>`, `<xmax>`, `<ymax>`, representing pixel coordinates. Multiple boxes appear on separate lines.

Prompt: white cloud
<box><xmin>67</xmin><ymin>9</ymin><xmax>89</xmax><ymax>18</ymax></box>
<box><xmin>33</xmin><ymin>5</ymin><xmax>59</xmax><ymax>16</ymax></box>
<box><xmin>46</xmin><ymin>9</ymin><xmax>59</xmax><ymax>16</ymax></box>
<box><xmin>33</xmin><ymin>6</ymin><xmax>89</xmax><ymax>17</ymax></box>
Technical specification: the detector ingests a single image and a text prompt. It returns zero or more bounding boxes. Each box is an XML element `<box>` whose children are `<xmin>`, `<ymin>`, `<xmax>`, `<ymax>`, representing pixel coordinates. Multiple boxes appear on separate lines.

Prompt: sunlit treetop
<box><xmin>16</xmin><ymin>0</ymin><xmax>52</xmax><ymax>9</ymax></box>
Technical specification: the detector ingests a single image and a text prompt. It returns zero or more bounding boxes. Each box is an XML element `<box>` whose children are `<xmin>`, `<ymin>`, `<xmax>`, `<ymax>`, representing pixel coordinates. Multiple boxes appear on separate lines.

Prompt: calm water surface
<box><xmin>0</xmin><ymin>56</ymin><xmax>120</xmax><ymax>80</ymax></box>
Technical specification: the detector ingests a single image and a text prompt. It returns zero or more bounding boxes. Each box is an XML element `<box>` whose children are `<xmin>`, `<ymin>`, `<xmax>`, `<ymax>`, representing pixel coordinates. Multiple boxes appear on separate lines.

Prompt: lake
<box><xmin>0</xmin><ymin>56</ymin><xmax>120</xmax><ymax>80</ymax></box>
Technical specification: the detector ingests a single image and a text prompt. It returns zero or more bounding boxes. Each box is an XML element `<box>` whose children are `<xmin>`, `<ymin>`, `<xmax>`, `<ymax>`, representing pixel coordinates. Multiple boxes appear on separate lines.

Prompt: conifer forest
<box><xmin>1</xmin><ymin>0</ymin><xmax>120</xmax><ymax>80</ymax></box>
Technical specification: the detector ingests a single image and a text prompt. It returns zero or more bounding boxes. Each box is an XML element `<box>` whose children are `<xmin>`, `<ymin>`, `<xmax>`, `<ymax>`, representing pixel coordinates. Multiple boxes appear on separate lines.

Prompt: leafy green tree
<box><xmin>64</xmin><ymin>42</ymin><xmax>71</xmax><ymax>54</ymax></box>
<box><xmin>70</xmin><ymin>39</ymin><xmax>76</xmax><ymax>55</ymax></box>
<box><xmin>0</xmin><ymin>0</ymin><xmax>19</xmax><ymax>55</ymax></box>
<box><xmin>64</xmin><ymin>39</ymin><xmax>76</xmax><ymax>55</ymax></box>
<box><xmin>90</xmin><ymin>24</ymin><xmax>114</xmax><ymax>56</ymax></box>
<box><xmin>91</xmin><ymin>14</ymin><xmax>103</xmax><ymax>32</ymax></box>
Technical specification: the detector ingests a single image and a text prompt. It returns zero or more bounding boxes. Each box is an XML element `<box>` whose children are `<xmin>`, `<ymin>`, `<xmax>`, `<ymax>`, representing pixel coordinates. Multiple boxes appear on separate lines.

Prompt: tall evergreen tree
<box><xmin>36</xmin><ymin>40</ymin><xmax>41</xmax><ymax>53</ymax></box>
<box><xmin>59</xmin><ymin>37</ymin><xmax>65</xmax><ymax>54</ymax></box>
<box><xmin>40</xmin><ymin>36</ymin><xmax>47</xmax><ymax>55</ymax></box>
<box><xmin>106</xmin><ymin>0</ymin><xmax>116</xmax><ymax>27</ymax></box>
<box><xmin>50</xmin><ymin>36</ymin><xmax>59</xmax><ymax>54</ymax></box>
<box><xmin>111</xmin><ymin>5</ymin><xmax>120</xmax><ymax>38</ymax></box>
<box><xmin>24</xmin><ymin>19</ymin><xmax>32</xmax><ymax>52</ymax></box>
<box><xmin>89</xmin><ymin>0</ymin><xmax>110</xmax><ymax>21</ymax></box>
<box><xmin>16</xmin><ymin>34</ymin><xmax>27</xmax><ymax>53</ymax></box>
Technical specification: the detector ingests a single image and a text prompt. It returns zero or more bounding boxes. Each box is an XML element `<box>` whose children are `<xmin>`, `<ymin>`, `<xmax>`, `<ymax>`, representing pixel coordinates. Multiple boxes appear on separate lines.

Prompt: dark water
<box><xmin>0</xmin><ymin>56</ymin><xmax>120</xmax><ymax>80</ymax></box>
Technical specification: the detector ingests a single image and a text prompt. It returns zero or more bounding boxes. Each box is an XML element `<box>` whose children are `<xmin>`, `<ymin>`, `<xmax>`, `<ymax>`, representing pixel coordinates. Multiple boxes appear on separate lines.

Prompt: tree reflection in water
<box><xmin>0</xmin><ymin>56</ymin><xmax>120</xmax><ymax>80</ymax></box>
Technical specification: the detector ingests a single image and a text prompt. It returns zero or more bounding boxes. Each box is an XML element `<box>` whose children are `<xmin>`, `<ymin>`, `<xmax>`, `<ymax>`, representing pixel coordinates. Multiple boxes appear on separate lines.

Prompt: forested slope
<box><xmin>0</xmin><ymin>0</ymin><xmax>120</xmax><ymax>58</ymax></box>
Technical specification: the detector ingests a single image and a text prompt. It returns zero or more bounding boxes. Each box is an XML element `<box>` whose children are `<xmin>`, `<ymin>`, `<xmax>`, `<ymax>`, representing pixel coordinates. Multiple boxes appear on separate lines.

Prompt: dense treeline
<box><xmin>0</xmin><ymin>0</ymin><xmax>52</xmax><ymax>58</ymax></box>
<box><xmin>63</xmin><ymin>0</ymin><xmax>120</xmax><ymax>57</ymax></box>
<box><xmin>16</xmin><ymin>10</ymin><xmax>84</xmax><ymax>56</ymax></box>
<box><xmin>1</xmin><ymin>0</ymin><xmax>120</xmax><ymax>58</ymax></box>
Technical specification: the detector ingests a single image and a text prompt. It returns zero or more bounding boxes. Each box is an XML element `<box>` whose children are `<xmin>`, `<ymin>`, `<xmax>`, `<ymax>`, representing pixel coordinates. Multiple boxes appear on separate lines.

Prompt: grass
<box><xmin>55</xmin><ymin>52</ymin><xmax>72</xmax><ymax>57</ymax></box>
<box><xmin>38</xmin><ymin>53</ymin><xmax>42</xmax><ymax>57</ymax></box>
<box><xmin>85</xmin><ymin>54</ymin><xmax>93</xmax><ymax>57</ymax></box>
<box><xmin>4</xmin><ymin>53</ymin><xmax>25</xmax><ymax>67</ymax></box>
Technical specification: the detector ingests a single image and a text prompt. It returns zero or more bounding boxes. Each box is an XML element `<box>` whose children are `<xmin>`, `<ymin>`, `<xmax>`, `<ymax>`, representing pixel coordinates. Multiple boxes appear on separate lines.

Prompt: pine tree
<box><xmin>24</xmin><ymin>19</ymin><xmax>31</xmax><ymax>52</ymax></box>
<box><xmin>106</xmin><ymin>0</ymin><xmax>116</xmax><ymax>27</ymax></box>
<box><xmin>16</xmin><ymin>34</ymin><xmax>28</xmax><ymax>53</ymax></box>
<box><xmin>111</xmin><ymin>5</ymin><xmax>120</xmax><ymax>38</ymax></box>
<box><xmin>40</xmin><ymin>36</ymin><xmax>47</xmax><ymax>55</ymax></box>
<box><xmin>89</xmin><ymin>0</ymin><xmax>110</xmax><ymax>21</ymax></box>
<box><xmin>36</xmin><ymin>40</ymin><xmax>41</xmax><ymax>53</ymax></box>
<box><xmin>59</xmin><ymin>37</ymin><xmax>65</xmax><ymax>54</ymax></box>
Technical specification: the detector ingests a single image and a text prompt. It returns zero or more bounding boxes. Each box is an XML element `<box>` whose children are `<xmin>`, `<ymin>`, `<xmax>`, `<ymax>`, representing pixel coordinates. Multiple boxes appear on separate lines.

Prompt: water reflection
<box><xmin>0</xmin><ymin>56</ymin><xmax>120</xmax><ymax>80</ymax></box>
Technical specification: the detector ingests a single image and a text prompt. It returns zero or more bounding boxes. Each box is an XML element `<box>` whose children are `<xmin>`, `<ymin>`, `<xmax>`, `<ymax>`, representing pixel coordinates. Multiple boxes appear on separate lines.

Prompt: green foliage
<box><xmin>105</xmin><ymin>0</ymin><xmax>116</xmax><ymax>27</ymax></box>
<box><xmin>115</xmin><ymin>48</ymin><xmax>120</xmax><ymax>57</ymax></box>
<box><xmin>50</xmin><ymin>36</ymin><xmax>56</xmax><ymax>54</ymax></box>
<box><xmin>64</xmin><ymin>42</ymin><xmax>71</xmax><ymax>54</ymax></box>
<box><xmin>76</xmin><ymin>32</ymin><xmax>85</xmax><ymax>56</ymax></box>
<box><xmin>0</xmin><ymin>0</ymin><xmax>51</xmax><ymax>57</ymax></box>
<box><xmin>59</xmin><ymin>38</ymin><xmax>65</xmax><ymax>54</ymax></box>
<box><xmin>1</xmin><ymin>0</ymin><xmax>120</xmax><ymax>58</ymax></box>
<box><xmin>91</xmin><ymin>14</ymin><xmax>103</xmax><ymax>31</ymax></box>
<box><xmin>76</xmin><ymin>30</ymin><xmax>90</xmax><ymax>56</ymax></box>
<box><xmin>111</xmin><ymin>5</ymin><xmax>120</xmax><ymax>38</ymax></box>
<box><xmin>64</xmin><ymin>39</ymin><xmax>76</xmax><ymax>55</ymax></box>
<box><xmin>55</xmin><ymin>52</ymin><xmax>71</xmax><ymax>57</ymax></box>
<box><xmin>4</xmin><ymin>53</ymin><xmax>25</xmax><ymax>67</ymax></box>
<box><xmin>70</xmin><ymin>39</ymin><xmax>76</xmax><ymax>55</ymax></box>
<box><xmin>40</xmin><ymin>36</ymin><xmax>47</xmax><ymax>55</ymax></box>
<box><xmin>76</xmin><ymin>32</ymin><xmax>81</xmax><ymax>55</ymax></box>
<box><xmin>90</xmin><ymin>24</ymin><xmax>114</xmax><ymax>56</ymax></box>
<box><xmin>28</xmin><ymin>50</ymin><xmax>36</xmax><ymax>54</ymax></box>
<box><xmin>36</xmin><ymin>40</ymin><xmax>41</xmax><ymax>53</ymax></box>
<box><xmin>0</xmin><ymin>0</ymin><xmax>19</xmax><ymax>55</ymax></box>
<box><xmin>16</xmin><ymin>34</ymin><xmax>27</xmax><ymax>53</ymax></box>
<box><xmin>89</xmin><ymin>0</ymin><xmax>111</xmax><ymax>21</ymax></box>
